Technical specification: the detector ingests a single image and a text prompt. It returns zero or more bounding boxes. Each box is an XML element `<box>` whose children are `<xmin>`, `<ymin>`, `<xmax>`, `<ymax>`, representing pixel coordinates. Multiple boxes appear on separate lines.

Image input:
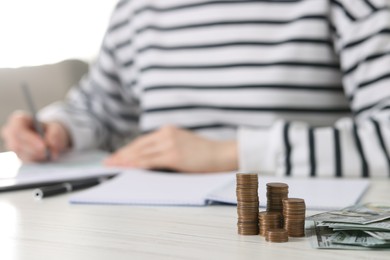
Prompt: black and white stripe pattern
<box><xmin>40</xmin><ymin>0</ymin><xmax>390</xmax><ymax>177</ymax></box>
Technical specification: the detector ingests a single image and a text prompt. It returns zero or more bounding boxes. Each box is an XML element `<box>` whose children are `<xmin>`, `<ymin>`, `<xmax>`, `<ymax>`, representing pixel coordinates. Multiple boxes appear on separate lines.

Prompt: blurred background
<box><xmin>0</xmin><ymin>0</ymin><xmax>117</xmax><ymax>68</ymax></box>
<box><xmin>0</xmin><ymin>0</ymin><xmax>118</xmax><ymax>150</ymax></box>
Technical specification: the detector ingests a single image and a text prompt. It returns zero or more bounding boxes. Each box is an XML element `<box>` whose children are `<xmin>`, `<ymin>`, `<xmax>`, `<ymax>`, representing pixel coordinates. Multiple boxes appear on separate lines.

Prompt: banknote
<box><xmin>306</xmin><ymin>212</ymin><xmax>390</xmax><ymax>224</ymax></box>
<box><xmin>330</xmin><ymin>231</ymin><xmax>390</xmax><ymax>248</ymax></box>
<box><xmin>306</xmin><ymin>222</ymin><xmax>390</xmax><ymax>249</ymax></box>
<box><xmin>334</xmin><ymin>203</ymin><xmax>390</xmax><ymax>215</ymax></box>
<box><xmin>306</xmin><ymin>204</ymin><xmax>390</xmax><ymax>224</ymax></box>
<box><xmin>316</xmin><ymin>220</ymin><xmax>390</xmax><ymax>231</ymax></box>
<box><xmin>306</xmin><ymin>222</ymin><xmax>370</xmax><ymax>249</ymax></box>
<box><xmin>364</xmin><ymin>231</ymin><xmax>390</xmax><ymax>241</ymax></box>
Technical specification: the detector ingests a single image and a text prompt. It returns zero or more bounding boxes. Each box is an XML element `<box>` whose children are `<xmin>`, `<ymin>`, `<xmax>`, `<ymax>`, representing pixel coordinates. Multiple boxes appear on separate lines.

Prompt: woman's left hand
<box><xmin>104</xmin><ymin>125</ymin><xmax>238</xmax><ymax>173</ymax></box>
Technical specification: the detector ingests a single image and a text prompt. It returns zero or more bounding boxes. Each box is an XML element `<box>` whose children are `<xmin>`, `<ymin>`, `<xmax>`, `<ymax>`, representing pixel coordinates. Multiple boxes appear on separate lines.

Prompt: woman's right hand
<box><xmin>1</xmin><ymin>111</ymin><xmax>71</xmax><ymax>162</ymax></box>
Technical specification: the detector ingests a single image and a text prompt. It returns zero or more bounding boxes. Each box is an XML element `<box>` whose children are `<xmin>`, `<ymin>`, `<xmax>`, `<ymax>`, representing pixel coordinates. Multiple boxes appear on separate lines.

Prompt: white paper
<box><xmin>70</xmin><ymin>170</ymin><xmax>235</xmax><ymax>206</ymax></box>
<box><xmin>71</xmin><ymin>172</ymin><xmax>369</xmax><ymax>210</ymax></box>
<box><xmin>0</xmin><ymin>151</ymin><xmax>119</xmax><ymax>189</ymax></box>
<box><xmin>207</xmin><ymin>177</ymin><xmax>370</xmax><ymax>211</ymax></box>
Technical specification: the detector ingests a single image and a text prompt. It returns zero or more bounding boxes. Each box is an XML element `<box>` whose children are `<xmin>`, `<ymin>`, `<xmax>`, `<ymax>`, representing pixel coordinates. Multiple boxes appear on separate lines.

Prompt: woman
<box><xmin>2</xmin><ymin>0</ymin><xmax>390</xmax><ymax>177</ymax></box>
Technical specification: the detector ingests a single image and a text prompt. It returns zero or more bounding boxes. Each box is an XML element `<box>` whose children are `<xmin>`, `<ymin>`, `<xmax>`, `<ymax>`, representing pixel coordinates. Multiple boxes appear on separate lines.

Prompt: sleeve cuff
<box><xmin>38</xmin><ymin>102</ymin><xmax>97</xmax><ymax>151</ymax></box>
<box><xmin>238</xmin><ymin>121</ymin><xmax>284</xmax><ymax>174</ymax></box>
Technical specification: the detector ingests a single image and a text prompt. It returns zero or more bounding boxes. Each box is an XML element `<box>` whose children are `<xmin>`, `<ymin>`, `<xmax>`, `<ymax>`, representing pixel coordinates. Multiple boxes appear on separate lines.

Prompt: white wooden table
<box><xmin>0</xmin><ymin>180</ymin><xmax>388</xmax><ymax>260</ymax></box>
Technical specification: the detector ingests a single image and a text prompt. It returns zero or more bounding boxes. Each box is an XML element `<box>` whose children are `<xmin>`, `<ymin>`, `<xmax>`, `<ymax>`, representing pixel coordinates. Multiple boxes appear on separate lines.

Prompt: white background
<box><xmin>0</xmin><ymin>0</ymin><xmax>118</xmax><ymax>68</ymax></box>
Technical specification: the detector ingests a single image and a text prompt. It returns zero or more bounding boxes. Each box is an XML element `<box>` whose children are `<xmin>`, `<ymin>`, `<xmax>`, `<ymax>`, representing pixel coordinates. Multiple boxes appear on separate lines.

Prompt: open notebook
<box><xmin>70</xmin><ymin>169</ymin><xmax>370</xmax><ymax>211</ymax></box>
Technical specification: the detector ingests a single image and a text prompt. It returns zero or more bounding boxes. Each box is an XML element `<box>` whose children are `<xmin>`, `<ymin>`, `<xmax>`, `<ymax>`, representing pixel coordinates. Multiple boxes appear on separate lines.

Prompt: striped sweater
<box><xmin>40</xmin><ymin>0</ymin><xmax>390</xmax><ymax>178</ymax></box>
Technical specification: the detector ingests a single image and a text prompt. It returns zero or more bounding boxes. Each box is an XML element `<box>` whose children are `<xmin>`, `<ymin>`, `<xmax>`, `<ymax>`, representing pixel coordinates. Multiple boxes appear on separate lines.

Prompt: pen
<box><xmin>33</xmin><ymin>176</ymin><xmax>114</xmax><ymax>200</ymax></box>
<box><xmin>21</xmin><ymin>82</ymin><xmax>51</xmax><ymax>160</ymax></box>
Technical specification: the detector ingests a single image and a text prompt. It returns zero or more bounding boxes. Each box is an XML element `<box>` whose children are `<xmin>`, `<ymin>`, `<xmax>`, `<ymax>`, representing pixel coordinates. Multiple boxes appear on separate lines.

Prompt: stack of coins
<box><xmin>266</xmin><ymin>183</ymin><xmax>289</xmax><ymax>214</ymax></box>
<box><xmin>236</xmin><ymin>173</ymin><xmax>259</xmax><ymax>235</ymax></box>
<box><xmin>282</xmin><ymin>198</ymin><xmax>306</xmax><ymax>237</ymax></box>
<box><xmin>265</xmin><ymin>228</ymin><xmax>289</xmax><ymax>243</ymax></box>
<box><xmin>258</xmin><ymin>211</ymin><xmax>282</xmax><ymax>236</ymax></box>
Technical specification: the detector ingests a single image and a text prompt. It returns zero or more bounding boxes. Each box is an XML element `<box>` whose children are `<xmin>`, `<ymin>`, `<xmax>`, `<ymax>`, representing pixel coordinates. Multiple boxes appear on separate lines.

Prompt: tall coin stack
<box><xmin>282</xmin><ymin>198</ymin><xmax>306</xmax><ymax>237</ymax></box>
<box><xmin>258</xmin><ymin>211</ymin><xmax>282</xmax><ymax>236</ymax></box>
<box><xmin>236</xmin><ymin>173</ymin><xmax>259</xmax><ymax>235</ymax></box>
<box><xmin>266</xmin><ymin>183</ymin><xmax>289</xmax><ymax>215</ymax></box>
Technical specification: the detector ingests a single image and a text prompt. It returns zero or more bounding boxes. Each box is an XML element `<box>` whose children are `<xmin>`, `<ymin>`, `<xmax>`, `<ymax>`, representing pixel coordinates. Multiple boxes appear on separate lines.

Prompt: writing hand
<box><xmin>1</xmin><ymin>111</ymin><xmax>71</xmax><ymax>162</ymax></box>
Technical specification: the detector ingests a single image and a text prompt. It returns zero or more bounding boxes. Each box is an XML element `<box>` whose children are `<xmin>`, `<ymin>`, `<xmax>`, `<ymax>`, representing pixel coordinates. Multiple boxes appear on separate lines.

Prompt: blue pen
<box><xmin>21</xmin><ymin>82</ymin><xmax>51</xmax><ymax>160</ymax></box>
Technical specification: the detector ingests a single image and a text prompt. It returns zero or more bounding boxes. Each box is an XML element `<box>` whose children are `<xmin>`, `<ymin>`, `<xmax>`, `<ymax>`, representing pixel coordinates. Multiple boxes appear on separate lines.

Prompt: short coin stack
<box><xmin>266</xmin><ymin>183</ymin><xmax>289</xmax><ymax>215</ymax></box>
<box><xmin>265</xmin><ymin>228</ymin><xmax>289</xmax><ymax>243</ymax></box>
<box><xmin>236</xmin><ymin>173</ymin><xmax>259</xmax><ymax>235</ymax></box>
<box><xmin>258</xmin><ymin>211</ymin><xmax>282</xmax><ymax>236</ymax></box>
<box><xmin>282</xmin><ymin>198</ymin><xmax>306</xmax><ymax>237</ymax></box>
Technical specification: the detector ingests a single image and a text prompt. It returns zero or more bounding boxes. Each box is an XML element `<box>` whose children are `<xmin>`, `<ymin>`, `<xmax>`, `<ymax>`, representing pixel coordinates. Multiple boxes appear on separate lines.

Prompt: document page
<box><xmin>71</xmin><ymin>170</ymin><xmax>369</xmax><ymax>210</ymax></box>
<box><xmin>207</xmin><ymin>176</ymin><xmax>370</xmax><ymax>211</ymax></box>
<box><xmin>70</xmin><ymin>170</ymin><xmax>235</xmax><ymax>206</ymax></box>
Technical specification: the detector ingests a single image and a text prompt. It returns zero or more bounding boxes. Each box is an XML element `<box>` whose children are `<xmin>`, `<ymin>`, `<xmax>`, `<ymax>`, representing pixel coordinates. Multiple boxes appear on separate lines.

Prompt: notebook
<box><xmin>70</xmin><ymin>169</ymin><xmax>370</xmax><ymax>210</ymax></box>
<box><xmin>0</xmin><ymin>151</ymin><xmax>119</xmax><ymax>192</ymax></box>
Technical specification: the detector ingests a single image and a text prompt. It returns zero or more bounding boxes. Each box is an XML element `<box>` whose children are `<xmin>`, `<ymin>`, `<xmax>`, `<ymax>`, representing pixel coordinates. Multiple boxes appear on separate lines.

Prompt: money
<box><xmin>306</xmin><ymin>222</ymin><xmax>364</xmax><ymax>249</ymax></box>
<box><xmin>236</xmin><ymin>173</ymin><xmax>259</xmax><ymax>235</ymax></box>
<box><xmin>306</xmin><ymin>211</ymin><xmax>390</xmax><ymax>224</ymax></box>
<box><xmin>306</xmin><ymin>204</ymin><xmax>390</xmax><ymax>249</ymax></box>
<box><xmin>317</xmin><ymin>220</ymin><xmax>390</xmax><ymax>231</ymax></box>
<box><xmin>266</xmin><ymin>183</ymin><xmax>288</xmax><ymax>214</ymax></box>
<box><xmin>235</xmin><ymin>177</ymin><xmax>309</xmax><ymax>243</ymax></box>
<box><xmin>283</xmin><ymin>198</ymin><xmax>306</xmax><ymax>237</ymax></box>
<box><xmin>258</xmin><ymin>211</ymin><xmax>282</xmax><ymax>236</ymax></box>
<box><xmin>334</xmin><ymin>203</ymin><xmax>390</xmax><ymax>215</ymax></box>
<box><xmin>331</xmin><ymin>231</ymin><xmax>390</xmax><ymax>248</ymax></box>
<box><xmin>365</xmin><ymin>231</ymin><xmax>390</xmax><ymax>241</ymax></box>
<box><xmin>265</xmin><ymin>228</ymin><xmax>289</xmax><ymax>243</ymax></box>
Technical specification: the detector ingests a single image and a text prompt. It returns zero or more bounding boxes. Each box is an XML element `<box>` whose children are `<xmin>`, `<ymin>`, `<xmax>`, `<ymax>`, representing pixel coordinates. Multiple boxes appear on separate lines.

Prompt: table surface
<box><xmin>0</xmin><ymin>179</ymin><xmax>389</xmax><ymax>260</ymax></box>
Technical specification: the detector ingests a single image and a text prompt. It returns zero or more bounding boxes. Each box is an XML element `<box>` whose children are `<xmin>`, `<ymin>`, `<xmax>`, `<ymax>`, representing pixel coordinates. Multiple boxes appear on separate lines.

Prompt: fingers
<box><xmin>104</xmin><ymin>125</ymin><xmax>238</xmax><ymax>173</ymax></box>
<box><xmin>103</xmin><ymin>138</ymin><xmax>157</xmax><ymax>167</ymax></box>
<box><xmin>1</xmin><ymin>111</ymin><xmax>71</xmax><ymax>162</ymax></box>
<box><xmin>105</xmin><ymin>140</ymin><xmax>174</xmax><ymax>168</ymax></box>
<box><xmin>44</xmin><ymin>122</ymin><xmax>71</xmax><ymax>160</ymax></box>
<box><xmin>1</xmin><ymin>111</ymin><xmax>47</xmax><ymax>161</ymax></box>
<box><xmin>132</xmin><ymin>152</ymin><xmax>176</xmax><ymax>170</ymax></box>
<box><xmin>104</xmin><ymin>126</ymin><xmax>177</xmax><ymax>168</ymax></box>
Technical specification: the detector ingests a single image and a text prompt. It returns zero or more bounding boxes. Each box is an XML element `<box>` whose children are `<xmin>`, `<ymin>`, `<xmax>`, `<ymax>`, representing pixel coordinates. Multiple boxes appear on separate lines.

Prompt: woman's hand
<box><xmin>1</xmin><ymin>111</ymin><xmax>71</xmax><ymax>162</ymax></box>
<box><xmin>104</xmin><ymin>125</ymin><xmax>238</xmax><ymax>173</ymax></box>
